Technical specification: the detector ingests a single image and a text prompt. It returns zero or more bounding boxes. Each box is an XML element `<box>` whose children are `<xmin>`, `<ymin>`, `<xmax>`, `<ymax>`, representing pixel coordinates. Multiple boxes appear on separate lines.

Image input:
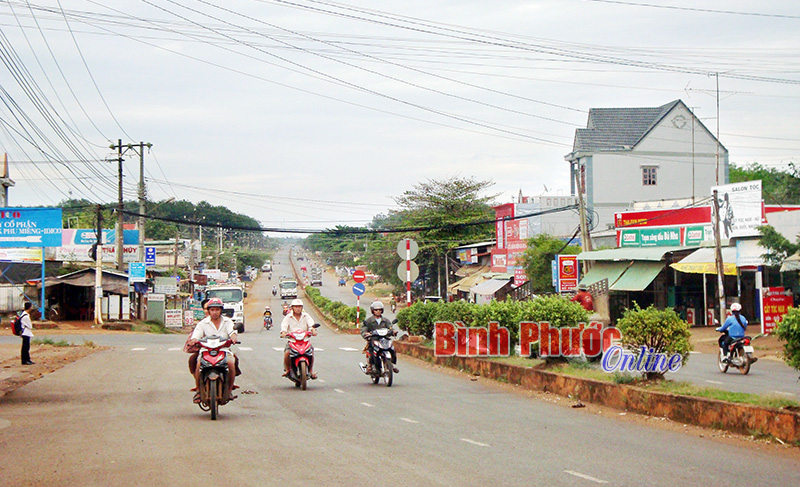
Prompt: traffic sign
<box><xmin>352</xmin><ymin>283</ymin><xmax>366</xmax><ymax>296</ymax></box>
<box><xmin>145</xmin><ymin>246</ymin><xmax>156</xmax><ymax>266</ymax></box>
<box><xmin>352</xmin><ymin>270</ymin><xmax>366</xmax><ymax>283</ymax></box>
<box><xmin>397</xmin><ymin>261</ymin><xmax>419</xmax><ymax>282</ymax></box>
<box><xmin>396</xmin><ymin>238</ymin><xmax>419</xmax><ymax>259</ymax></box>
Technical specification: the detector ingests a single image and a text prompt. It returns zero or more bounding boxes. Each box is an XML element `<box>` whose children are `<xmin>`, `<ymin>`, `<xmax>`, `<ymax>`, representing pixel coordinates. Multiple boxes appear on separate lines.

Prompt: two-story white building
<box><xmin>565</xmin><ymin>99</ymin><xmax>728</xmax><ymax>234</ymax></box>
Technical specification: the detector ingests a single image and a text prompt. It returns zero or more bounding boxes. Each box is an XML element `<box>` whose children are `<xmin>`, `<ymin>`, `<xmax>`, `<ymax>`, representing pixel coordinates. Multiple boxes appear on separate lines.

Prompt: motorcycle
<box><xmin>196</xmin><ymin>335</ymin><xmax>237</xmax><ymax>420</ymax></box>
<box><xmin>282</xmin><ymin>304</ymin><xmax>290</xmax><ymax>316</ymax></box>
<box><xmin>718</xmin><ymin>330</ymin><xmax>757</xmax><ymax>374</ymax></box>
<box><xmin>285</xmin><ymin>324</ymin><xmax>320</xmax><ymax>390</ymax></box>
<box><xmin>263</xmin><ymin>312</ymin><xmax>273</xmax><ymax>330</ymax></box>
<box><xmin>272</xmin><ymin>287</ymin><xmax>278</xmax><ymax>297</ymax></box>
<box><xmin>390</xmin><ymin>303</ymin><xmax>397</xmax><ymax>313</ymax></box>
<box><xmin>359</xmin><ymin>320</ymin><xmax>398</xmax><ymax>387</ymax></box>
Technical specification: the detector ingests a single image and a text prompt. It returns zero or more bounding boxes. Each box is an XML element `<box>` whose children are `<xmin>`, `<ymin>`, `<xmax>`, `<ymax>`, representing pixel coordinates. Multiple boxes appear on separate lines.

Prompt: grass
<box><xmin>132</xmin><ymin>321</ymin><xmax>171</xmax><ymax>334</ymax></box>
<box><xmin>33</xmin><ymin>338</ymin><xmax>72</xmax><ymax>347</ymax></box>
<box><xmin>643</xmin><ymin>380</ymin><xmax>800</xmax><ymax>409</ymax></box>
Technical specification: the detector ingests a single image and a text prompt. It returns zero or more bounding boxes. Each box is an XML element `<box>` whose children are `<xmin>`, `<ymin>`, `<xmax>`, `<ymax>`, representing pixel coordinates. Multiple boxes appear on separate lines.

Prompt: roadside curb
<box><xmin>394</xmin><ymin>341</ymin><xmax>800</xmax><ymax>444</ymax></box>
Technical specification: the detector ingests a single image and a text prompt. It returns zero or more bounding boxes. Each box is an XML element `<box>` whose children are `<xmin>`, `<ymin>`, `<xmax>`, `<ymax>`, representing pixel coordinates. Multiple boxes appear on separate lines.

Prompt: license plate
<box><xmin>743</xmin><ymin>345</ymin><xmax>754</xmax><ymax>353</ymax></box>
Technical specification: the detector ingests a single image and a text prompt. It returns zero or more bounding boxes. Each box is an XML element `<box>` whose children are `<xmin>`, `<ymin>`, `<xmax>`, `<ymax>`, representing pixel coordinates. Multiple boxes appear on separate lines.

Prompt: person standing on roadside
<box><xmin>20</xmin><ymin>302</ymin><xmax>34</xmax><ymax>365</ymax></box>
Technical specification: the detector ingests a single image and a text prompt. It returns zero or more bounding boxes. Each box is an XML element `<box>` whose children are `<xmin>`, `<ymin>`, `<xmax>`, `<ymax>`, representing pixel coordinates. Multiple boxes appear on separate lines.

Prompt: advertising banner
<box><xmin>165</xmin><ymin>309</ymin><xmax>183</xmax><ymax>328</ymax></box>
<box><xmin>711</xmin><ymin>180</ymin><xmax>763</xmax><ymax>238</ymax></box>
<box><xmin>557</xmin><ymin>255</ymin><xmax>578</xmax><ymax>293</ymax></box>
<box><xmin>759</xmin><ymin>287</ymin><xmax>793</xmax><ymax>334</ymax></box>
<box><xmin>0</xmin><ymin>207</ymin><xmax>62</xmax><ymax>248</ymax></box>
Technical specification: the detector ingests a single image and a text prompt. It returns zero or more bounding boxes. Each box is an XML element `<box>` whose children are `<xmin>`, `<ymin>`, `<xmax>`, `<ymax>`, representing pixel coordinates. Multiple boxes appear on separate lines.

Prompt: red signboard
<box><xmin>615</xmin><ymin>206</ymin><xmax>711</xmax><ymax>229</ymax></box>
<box><xmin>513</xmin><ymin>268</ymin><xmax>527</xmax><ymax>286</ymax></box>
<box><xmin>760</xmin><ymin>287</ymin><xmax>793</xmax><ymax>334</ymax></box>
<box><xmin>352</xmin><ymin>270</ymin><xmax>366</xmax><ymax>283</ymax></box>
<box><xmin>557</xmin><ymin>255</ymin><xmax>578</xmax><ymax>293</ymax></box>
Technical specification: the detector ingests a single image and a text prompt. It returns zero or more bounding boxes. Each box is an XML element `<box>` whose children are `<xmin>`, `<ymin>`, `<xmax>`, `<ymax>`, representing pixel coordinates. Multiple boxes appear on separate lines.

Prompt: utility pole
<box><xmin>109</xmin><ymin>140</ymin><xmax>152</xmax><ymax>271</ymax></box>
<box><xmin>712</xmin><ymin>189</ymin><xmax>726</xmax><ymax>325</ymax></box>
<box><xmin>574</xmin><ymin>162</ymin><xmax>592</xmax><ymax>271</ymax></box>
<box><xmin>94</xmin><ymin>205</ymin><xmax>104</xmax><ymax>325</ymax></box>
<box><xmin>136</xmin><ymin>142</ymin><xmax>152</xmax><ymax>263</ymax></box>
<box><xmin>115</xmin><ymin>139</ymin><xmax>124</xmax><ymax>271</ymax></box>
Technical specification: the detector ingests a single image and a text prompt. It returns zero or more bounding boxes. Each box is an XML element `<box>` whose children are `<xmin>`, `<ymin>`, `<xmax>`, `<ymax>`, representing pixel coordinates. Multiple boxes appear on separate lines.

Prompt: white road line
<box><xmin>168</xmin><ymin>347</ymin><xmax>181</xmax><ymax>351</ymax></box>
<box><xmin>564</xmin><ymin>470</ymin><xmax>608</xmax><ymax>484</ymax></box>
<box><xmin>774</xmin><ymin>390</ymin><xmax>796</xmax><ymax>396</ymax></box>
<box><xmin>400</xmin><ymin>418</ymin><xmax>419</xmax><ymax>424</ymax></box>
<box><xmin>334</xmin><ymin>388</ymin><xmax>345</xmax><ymax>394</ymax></box>
<box><xmin>317</xmin><ymin>379</ymin><xmax>326</xmax><ymax>383</ymax></box>
<box><xmin>131</xmin><ymin>348</ymin><xmax>146</xmax><ymax>351</ymax></box>
<box><xmin>272</xmin><ymin>347</ymin><xmax>283</xmax><ymax>351</ymax></box>
<box><xmin>238</xmin><ymin>347</ymin><xmax>253</xmax><ymax>351</ymax></box>
<box><xmin>360</xmin><ymin>402</ymin><xmax>375</xmax><ymax>408</ymax></box>
<box><xmin>460</xmin><ymin>438</ymin><xmax>490</xmax><ymax>447</ymax></box>
<box><xmin>705</xmin><ymin>380</ymin><xmax>724</xmax><ymax>385</ymax></box>
<box><xmin>339</xmin><ymin>347</ymin><xmax>359</xmax><ymax>352</ymax></box>
<box><xmin>315</xmin><ymin>348</ymin><xmax>324</xmax><ymax>351</ymax></box>
<box><xmin>689</xmin><ymin>351</ymin><xmax>701</xmax><ymax>354</ymax></box>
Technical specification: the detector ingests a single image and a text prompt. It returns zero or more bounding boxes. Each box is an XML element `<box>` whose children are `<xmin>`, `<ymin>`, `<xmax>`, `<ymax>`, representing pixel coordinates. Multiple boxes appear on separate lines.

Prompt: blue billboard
<box><xmin>0</xmin><ymin>208</ymin><xmax>62</xmax><ymax>247</ymax></box>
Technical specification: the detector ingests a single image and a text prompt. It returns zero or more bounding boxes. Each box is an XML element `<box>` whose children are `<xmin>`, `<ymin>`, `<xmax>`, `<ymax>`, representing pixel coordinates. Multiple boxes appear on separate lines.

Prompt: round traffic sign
<box><xmin>352</xmin><ymin>283</ymin><xmax>366</xmax><ymax>296</ymax></box>
<box><xmin>396</xmin><ymin>239</ymin><xmax>419</xmax><ymax>260</ymax></box>
<box><xmin>397</xmin><ymin>261</ymin><xmax>419</xmax><ymax>282</ymax></box>
<box><xmin>352</xmin><ymin>270</ymin><xmax>366</xmax><ymax>283</ymax></box>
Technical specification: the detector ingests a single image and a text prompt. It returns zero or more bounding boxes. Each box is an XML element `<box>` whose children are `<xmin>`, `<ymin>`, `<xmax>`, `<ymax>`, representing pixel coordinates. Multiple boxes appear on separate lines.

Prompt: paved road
<box><xmin>1</xmin><ymin>250</ymin><xmax>799</xmax><ymax>485</ymax></box>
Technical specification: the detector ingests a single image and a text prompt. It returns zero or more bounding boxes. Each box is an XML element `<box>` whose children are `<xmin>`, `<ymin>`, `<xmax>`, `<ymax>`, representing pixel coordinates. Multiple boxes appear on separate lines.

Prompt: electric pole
<box><xmin>94</xmin><ymin>205</ymin><xmax>104</xmax><ymax>325</ymax></box>
<box><xmin>109</xmin><ymin>140</ymin><xmax>152</xmax><ymax>271</ymax></box>
<box><xmin>712</xmin><ymin>189</ymin><xmax>726</xmax><ymax>325</ymax></box>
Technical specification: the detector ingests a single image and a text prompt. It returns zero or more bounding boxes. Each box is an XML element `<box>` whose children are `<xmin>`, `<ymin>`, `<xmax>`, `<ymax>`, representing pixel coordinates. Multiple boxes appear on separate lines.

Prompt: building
<box><xmin>565</xmin><ymin>100</ymin><xmax>728</xmax><ymax>233</ymax></box>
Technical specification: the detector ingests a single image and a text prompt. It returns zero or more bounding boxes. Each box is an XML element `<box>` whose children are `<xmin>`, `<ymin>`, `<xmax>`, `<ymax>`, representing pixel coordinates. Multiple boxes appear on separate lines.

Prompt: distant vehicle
<box><xmin>205</xmin><ymin>284</ymin><xmax>247</xmax><ymax>333</ymax></box>
<box><xmin>423</xmin><ymin>296</ymin><xmax>442</xmax><ymax>303</ymax></box>
<box><xmin>280</xmin><ymin>278</ymin><xmax>298</xmax><ymax>299</ymax></box>
<box><xmin>261</xmin><ymin>261</ymin><xmax>272</xmax><ymax>272</ymax></box>
<box><xmin>310</xmin><ymin>267</ymin><xmax>323</xmax><ymax>286</ymax></box>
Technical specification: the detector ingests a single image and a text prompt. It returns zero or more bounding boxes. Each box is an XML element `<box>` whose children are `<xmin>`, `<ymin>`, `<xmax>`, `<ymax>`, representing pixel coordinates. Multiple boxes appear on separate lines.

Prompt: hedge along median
<box><xmin>303</xmin><ymin>286</ymin><xmax>360</xmax><ymax>333</ymax></box>
<box><xmin>394</xmin><ymin>341</ymin><xmax>800</xmax><ymax>444</ymax></box>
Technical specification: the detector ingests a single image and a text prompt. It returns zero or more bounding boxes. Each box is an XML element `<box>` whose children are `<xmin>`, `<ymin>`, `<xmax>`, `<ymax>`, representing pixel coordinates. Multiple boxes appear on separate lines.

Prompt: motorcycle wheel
<box><xmin>737</xmin><ymin>349</ymin><xmax>751</xmax><ymax>375</ymax></box>
<box><xmin>371</xmin><ymin>359</ymin><xmax>380</xmax><ymax>385</ymax></box>
<box><xmin>299</xmin><ymin>361</ymin><xmax>308</xmax><ymax>390</ymax></box>
<box><xmin>383</xmin><ymin>356</ymin><xmax>393</xmax><ymax>387</ymax></box>
<box><xmin>209</xmin><ymin>380</ymin><xmax>218</xmax><ymax>420</ymax></box>
<box><xmin>717</xmin><ymin>349</ymin><xmax>729</xmax><ymax>373</ymax></box>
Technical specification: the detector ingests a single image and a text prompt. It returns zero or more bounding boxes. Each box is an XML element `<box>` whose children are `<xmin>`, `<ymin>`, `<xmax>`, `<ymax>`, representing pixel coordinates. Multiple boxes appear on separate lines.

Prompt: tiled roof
<box><xmin>572</xmin><ymin>100</ymin><xmax>682</xmax><ymax>153</ymax></box>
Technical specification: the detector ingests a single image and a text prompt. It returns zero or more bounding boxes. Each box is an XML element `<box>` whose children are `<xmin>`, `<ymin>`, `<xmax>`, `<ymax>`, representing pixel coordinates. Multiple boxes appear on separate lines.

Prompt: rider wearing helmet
<box><xmin>187</xmin><ymin>297</ymin><xmax>239</xmax><ymax>403</ymax></box>
<box><xmin>361</xmin><ymin>301</ymin><xmax>399</xmax><ymax>374</ymax></box>
<box><xmin>280</xmin><ymin>299</ymin><xmax>318</xmax><ymax>379</ymax></box>
<box><xmin>716</xmin><ymin>302</ymin><xmax>748</xmax><ymax>363</ymax></box>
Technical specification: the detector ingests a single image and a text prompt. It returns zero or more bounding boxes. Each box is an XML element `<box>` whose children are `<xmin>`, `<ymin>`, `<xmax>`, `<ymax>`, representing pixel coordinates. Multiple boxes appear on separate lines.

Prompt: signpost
<box><xmin>556</xmin><ymin>255</ymin><xmax>579</xmax><ymax>293</ymax></box>
<box><xmin>353</xmin><ymin>271</ymin><xmax>366</xmax><ymax>325</ymax></box>
<box><xmin>128</xmin><ymin>262</ymin><xmax>146</xmax><ymax>283</ymax></box>
<box><xmin>145</xmin><ymin>246</ymin><xmax>156</xmax><ymax>266</ymax></box>
<box><xmin>397</xmin><ymin>238</ymin><xmax>418</xmax><ymax>306</ymax></box>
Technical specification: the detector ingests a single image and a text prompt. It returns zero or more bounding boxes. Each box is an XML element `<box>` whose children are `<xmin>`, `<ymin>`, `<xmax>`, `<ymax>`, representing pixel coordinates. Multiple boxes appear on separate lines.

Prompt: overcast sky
<box><xmin>1</xmin><ymin>0</ymin><xmax>798</xmax><ymax>235</ymax></box>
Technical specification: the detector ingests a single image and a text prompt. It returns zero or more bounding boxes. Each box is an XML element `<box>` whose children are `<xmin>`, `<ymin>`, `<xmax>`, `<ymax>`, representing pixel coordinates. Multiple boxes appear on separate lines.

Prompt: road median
<box><xmin>394</xmin><ymin>341</ymin><xmax>800</xmax><ymax>444</ymax></box>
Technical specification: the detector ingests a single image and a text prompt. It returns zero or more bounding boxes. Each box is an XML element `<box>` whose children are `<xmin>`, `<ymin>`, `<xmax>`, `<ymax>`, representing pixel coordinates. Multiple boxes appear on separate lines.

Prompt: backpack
<box><xmin>12</xmin><ymin>314</ymin><xmax>23</xmax><ymax>336</ymax></box>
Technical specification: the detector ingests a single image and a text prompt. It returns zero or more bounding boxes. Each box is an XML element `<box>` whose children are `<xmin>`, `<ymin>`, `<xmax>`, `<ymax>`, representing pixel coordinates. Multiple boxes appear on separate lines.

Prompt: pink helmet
<box><xmin>207</xmin><ymin>297</ymin><xmax>224</xmax><ymax>309</ymax></box>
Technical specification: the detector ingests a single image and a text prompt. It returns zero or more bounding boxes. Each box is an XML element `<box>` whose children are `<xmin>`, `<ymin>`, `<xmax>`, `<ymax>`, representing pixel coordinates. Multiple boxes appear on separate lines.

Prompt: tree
<box><xmin>730</xmin><ymin>162</ymin><xmax>800</xmax><ymax>205</ymax></box>
<box><xmin>393</xmin><ymin>176</ymin><xmax>497</xmax><ymax>295</ymax></box>
<box><xmin>616</xmin><ymin>303</ymin><xmax>692</xmax><ymax>380</ymax></box>
<box><xmin>775</xmin><ymin>307</ymin><xmax>800</xmax><ymax>371</ymax></box>
<box><xmin>757</xmin><ymin>225</ymin><xmax>799</xmax><ymax>266</ymax></box>
<box><xmin>519</xmin><ymin>234</ymin><xmax>582</xmax><ymax>293</ymax></box>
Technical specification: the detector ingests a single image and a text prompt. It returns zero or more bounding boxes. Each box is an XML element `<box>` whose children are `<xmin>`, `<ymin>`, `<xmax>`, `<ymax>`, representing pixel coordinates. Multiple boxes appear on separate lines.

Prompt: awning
<box><xmin>470</xmin><ymin>279</ymin><xmax>511</xmax><ymax>296</ymax></box>
<box><xmin>578</xmin><ymin>246</ymin><xmax>690</xmax><ymax>262</ymax></box>
<box><xmin>454</xmin><ymin>264</ymin><xmax>489</xmax><ymax>278</ymax></box>
<box><xmin>670</xmin><ymin>246</ymin><xmax>737</xmax><ymax>275</ymax></box>
<box><xmin>578</xmin><ymin>261</ymin><xmax>630</xmax><ymax>288</ymax></box>
<box><xmin>781</xmin><ymin>252</ymin><xmax>800</xmax><ymax>272</ymax></box>
<box><xmin>610</xmin><ymin>261</ymin><xmax>664</xmax><ymax>291</ymax></box>
<box><xmin>449</xmin><ymin>270</ymin><xmax>489</xmax><ymax>293</ymax></box>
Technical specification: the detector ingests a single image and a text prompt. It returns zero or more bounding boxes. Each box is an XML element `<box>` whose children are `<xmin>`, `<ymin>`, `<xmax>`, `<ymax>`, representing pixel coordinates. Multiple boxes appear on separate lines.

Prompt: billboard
<box><xmin>711</xmin><ymin>180</ymin><xmax>762</xmax><ymax>238</ymax></box>
<box><xmin>0</xmin><ymin>207</ymin><xmax>62</xmax><ymax>248</ymax></box>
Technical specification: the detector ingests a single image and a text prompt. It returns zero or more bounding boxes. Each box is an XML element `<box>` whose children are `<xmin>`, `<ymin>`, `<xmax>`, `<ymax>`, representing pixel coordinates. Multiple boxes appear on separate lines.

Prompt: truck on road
<box><xmin>310</xmin><ymin>267</ymin><xmax>323</xmax><ymax>286</ymax></box>
<box><xmin>280</xmin><ymin>277</ymin><xmax>298</xmax><ymax>299</ymax></box>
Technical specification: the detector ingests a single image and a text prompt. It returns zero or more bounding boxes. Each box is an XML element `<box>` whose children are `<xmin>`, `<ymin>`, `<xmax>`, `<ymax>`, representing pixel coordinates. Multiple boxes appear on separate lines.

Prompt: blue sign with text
<box><xmin>145</xmin><ymin>246</ymin><xmax>156</xmax><ymax>266</ymax></box>
<box><xmin>0</xmin><ymin>208</ymin><xmax>62</xmax><ymax>248</ymax></box>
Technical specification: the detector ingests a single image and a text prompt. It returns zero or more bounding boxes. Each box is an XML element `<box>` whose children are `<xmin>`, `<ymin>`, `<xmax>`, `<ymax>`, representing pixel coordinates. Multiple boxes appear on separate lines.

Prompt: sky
<box><xmin>1</xmin><ymin>0</ymin><xmax>798</xmax><ymax>235</ymax></box>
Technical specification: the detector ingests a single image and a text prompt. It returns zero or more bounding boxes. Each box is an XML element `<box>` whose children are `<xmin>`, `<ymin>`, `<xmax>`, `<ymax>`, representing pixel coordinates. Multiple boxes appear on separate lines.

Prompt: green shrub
<box><xmin>775</xmin><ymin>307</ymin><xmax>800</xmax><ymax>370</ymax></box>
<box><xmin>616</xmin><ymin>303</ymin><xmax>692</xmax><ymax>380</ymax></box>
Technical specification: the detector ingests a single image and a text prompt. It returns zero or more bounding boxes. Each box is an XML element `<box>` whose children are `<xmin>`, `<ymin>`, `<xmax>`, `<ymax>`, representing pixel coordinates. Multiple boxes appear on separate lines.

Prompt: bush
<box><xmin>304</xmin><ymin>286</ymin><xmax>359</xmax><ymax>329</ymax></box>
<box><xmin>616</xmin><ymin>303</ymin><xmax>692</xmax><ymax>380</ymax></box>
<box><xmin>775</xmin><ymin>307</ymin><xmax>800</xmax><ymax>370</ymax></box>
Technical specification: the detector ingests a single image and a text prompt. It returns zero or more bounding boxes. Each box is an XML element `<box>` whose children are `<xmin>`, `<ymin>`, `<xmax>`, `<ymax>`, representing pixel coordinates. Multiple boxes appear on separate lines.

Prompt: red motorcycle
<box><xmin>196</xmin><ymin>335</ymin><xmax>236</xmax><ymax>420</ymax></box>
<box><xmin>285</xmin><ymin>324</ymin><xmax>320</xmax><ymax>390</ymax></box>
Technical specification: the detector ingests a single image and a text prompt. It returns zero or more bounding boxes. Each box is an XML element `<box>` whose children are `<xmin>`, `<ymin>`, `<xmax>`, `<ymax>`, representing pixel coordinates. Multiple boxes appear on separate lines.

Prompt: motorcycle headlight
<box><xmin>209</xmin><ymin>350</ymin><xmax>218</xmax><ymax>356</ymax></box>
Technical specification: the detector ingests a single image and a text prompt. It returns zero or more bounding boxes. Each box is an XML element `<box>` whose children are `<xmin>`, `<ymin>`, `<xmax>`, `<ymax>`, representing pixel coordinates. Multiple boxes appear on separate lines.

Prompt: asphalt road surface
<box><xmin>1</xmin><ymin>249</ymin><xmax>798</xmax><ymax>486</ymax></box>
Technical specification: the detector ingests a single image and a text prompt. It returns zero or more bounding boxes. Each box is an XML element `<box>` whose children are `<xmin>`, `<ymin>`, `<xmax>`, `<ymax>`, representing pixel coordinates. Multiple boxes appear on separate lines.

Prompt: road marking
<box><xmin>334</xmin><ymin>388</ymin><xmax>345</xmax><ymax>394</ymax></box>
<box><xmin>272</xmin><ymin>347</ymin><xmax>284</xmax><ymax>351</ymax></box>
<box><xmin>238</xmin><ymin>347</ymin><xmax>253</xmax><ymax>351</ymax></box>
<box><xmin>460</xmin><ymin>438</ymin><xmax>490</xmax><ymax>447</ymax></box>
<box><xmin>168</xmin><ymin>347</ymin><xmax>181</xmax><ymax>351</ymax></box>
<box><xmin>317</xmin><ymin>379</ymin><xmax>325</xmax><ymax>383</ymax></box>
<box><xmin>689</xmin><ymin>351</ymin><xmax>701</xmax><ymax>354</ymax></box>
<box><xmin>774</xmin><ymin>390</ymin><xmax>796</xmax><ymax>396</ymax></box>
<box><xmin>315</xmin><ymin>348</ymin><xmax>324</xmax><ymax>351</ymax></box>
<box><xmin>705</xmin><ymin>380</ymin><xmax>724</xmax><ymax>385</ymax></box>
<box><xmin>400</xmin><ymin>418</ymin><xmax>419</xmax><ymax>424</ymax></box>
<box><xmin>564</xmin><ymin>470</ymin><xmax>608</xmax><ymax>484</ymax></box>
<box><xmin>131</xmin><ymin>348</ymin><xmax>146</xmax><ymax>351</ymax></box>
<box><xmin>339</xmin><ymin>347</ymin><xmax>359</xmax><ymax>352</ymax></box>
<box><xmin>361</xmin><ymin>402</ymin><xmax>375</xmax><ymax>408</ymax></box>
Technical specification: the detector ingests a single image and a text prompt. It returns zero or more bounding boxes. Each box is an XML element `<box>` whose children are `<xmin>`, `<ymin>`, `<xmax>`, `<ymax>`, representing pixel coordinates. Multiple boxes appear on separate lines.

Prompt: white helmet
<box><xmin>730</xmin><ymin>303</ymin><xmax>742</xmax><ymax>312</ymax></box>
<box><xmin>291</xmin><ymin>299</ymin><xmax>304</xmax><ymax>307</ymax></box>
<box><xmin>370</xmin><ymin>301</ymin><xmax>384</xmax><ymax>310</ymax></box>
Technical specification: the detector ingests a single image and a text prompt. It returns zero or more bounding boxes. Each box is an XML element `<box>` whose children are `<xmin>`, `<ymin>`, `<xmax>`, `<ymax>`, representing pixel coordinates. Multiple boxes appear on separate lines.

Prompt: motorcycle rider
<box><xmin>280</xmin><ymin>298</ymin><xmax>318</xmax><ymax>379</ymax></box>
<box><xmin>263</xmin><ymin>305</ymin><xmax>273</xmax><ymax>328</ymax></box>
<box><xmin>716</xmin><ymin>302</ymin><xmax>748</xmax><ymax>363</ymax></box>
<box><xmin>186</xmin><ymin>297</ymin><xmax>238</xmax><ymax>403</ymax></box>
<box><xmin>361</xmin><ymin>301</ymin><xmax>399</xmax><ymax>374</ymax></box>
